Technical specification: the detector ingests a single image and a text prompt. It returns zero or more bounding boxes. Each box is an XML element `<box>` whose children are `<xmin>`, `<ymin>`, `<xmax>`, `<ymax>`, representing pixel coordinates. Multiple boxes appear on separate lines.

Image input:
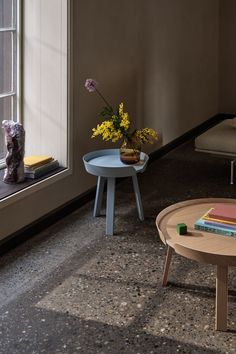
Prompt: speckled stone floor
<box><xmin>0</xmin><ymin>140</ymin><xmax>236</xmax><ymax>354</ymax></box>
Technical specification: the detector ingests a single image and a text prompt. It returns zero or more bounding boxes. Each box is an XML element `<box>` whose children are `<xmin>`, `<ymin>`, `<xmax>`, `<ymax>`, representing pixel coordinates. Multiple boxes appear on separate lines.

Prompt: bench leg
<box><xmin>106</xmin><ymin>177</ymin><xmax>115</xmax><ymax>236</ymax></box>
<box><xmin>132</xmin><ymin>175</ymin><xmax>144</xmax><ymax>221</ymax></box>
<box><xmin>230</xmin><ymin>160</ymin><xmax>235</xmax><ymax>185</ymax></box>
<box><xmin>93</xmin><ymin>176</ymin><xmax>106</xmax><ymax>217</ymax></box>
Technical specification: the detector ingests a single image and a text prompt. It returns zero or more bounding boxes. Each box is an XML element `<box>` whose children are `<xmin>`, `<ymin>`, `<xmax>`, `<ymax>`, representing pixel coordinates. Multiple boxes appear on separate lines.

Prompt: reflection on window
<box><xmin>0</xmin><ymin>0</ymin><xmax>18</xmax><ymax>161</ymax></box>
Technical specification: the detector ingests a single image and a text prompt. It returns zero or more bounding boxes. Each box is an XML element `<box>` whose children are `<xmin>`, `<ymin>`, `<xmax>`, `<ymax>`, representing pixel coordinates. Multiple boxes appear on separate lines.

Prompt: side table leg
<box><xmin>216</xmin><ymin>265</ymin><xmax>228</xmax><ymax>331</ymax></box>
<box><xmin>132</xmin><ymin>175</ymin><xmax>144</xmax><ymax>221</ymax></box>
<box><xmin>162</xmin><ymin>246</ymin><xmax>173</xmax><ymax>287</ymax></box>
<box><xmin>230</xmin><ymin>160</ymin><xmax>235</xmax><ymax>185</ymax></box>
<box><xmin>106</xmin><ymin>177</ymin><xmax>115</xmax><ymax>236</ymax></box>
<box><xmin>93</xmin><ymin>176</ymin><xmax>106</xmax><ymax>217</ymax></box>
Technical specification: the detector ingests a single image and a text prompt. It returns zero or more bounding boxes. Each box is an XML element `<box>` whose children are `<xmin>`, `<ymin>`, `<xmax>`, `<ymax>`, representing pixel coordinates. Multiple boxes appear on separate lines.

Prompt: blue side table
<box><xmin>83</xmin><ymin>149</ymin><xmax>149</xmax><ymax>235</ymax></box>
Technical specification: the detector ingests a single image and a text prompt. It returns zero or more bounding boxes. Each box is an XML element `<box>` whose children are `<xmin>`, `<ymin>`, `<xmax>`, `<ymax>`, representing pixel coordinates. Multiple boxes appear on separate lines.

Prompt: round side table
<box><xmin>156</xmin><ymin>198</ymin><xmax>236</xmax><ymax>331</ymax></box>
<box><xmin>83</xmin><ymin>149</ymin><xmax>149</xmax><ymax>236</ymax></box>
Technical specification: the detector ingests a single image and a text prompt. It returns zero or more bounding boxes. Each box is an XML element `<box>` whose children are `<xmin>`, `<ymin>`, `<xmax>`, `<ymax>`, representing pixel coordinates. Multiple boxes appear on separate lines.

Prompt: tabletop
<box><xmin>83</xmin><ymin>149</ymin><xmax>149</xmax><ymax>178</ymax></box>
<box><xmin>156</xmin><ymin>198</ymin><xmax>236</xmax><ymax>266</ymax></box>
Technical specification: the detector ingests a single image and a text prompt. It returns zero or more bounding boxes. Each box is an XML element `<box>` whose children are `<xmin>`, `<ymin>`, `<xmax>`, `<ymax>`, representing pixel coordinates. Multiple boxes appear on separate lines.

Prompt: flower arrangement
<box><xmin>84</xmin><ymin>78</ymin><xmax>158</xmax><ymax>144</ymax></box>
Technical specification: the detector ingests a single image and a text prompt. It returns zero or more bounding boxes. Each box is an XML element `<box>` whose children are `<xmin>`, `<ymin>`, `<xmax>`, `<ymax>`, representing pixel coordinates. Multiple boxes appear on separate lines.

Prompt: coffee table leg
<box><xmin>132</xmin><ymin>175</ymin><xmax>144</xmax><ymax>221</ymax></box>
<box><xmin>162</xmin><ymin>246</ymin><xmax>173</xmax><ymax>287</ymax></box>
<box><xmin>93</xmin><ymin>176</ymin><xmax>106</xmax><ymax>217</ymax></box>
<box><xmin>106</xmin><ymin>177</ymin><xmax>115</xmax><ymax>236</ymax></box>
<box><xmin>216</xmin><ymin>265</ymin><xmax>228</xmax><ymax>331</ymax></box>
<box><xmin>230</xmin><ymin>160</ymin><xmax>235</xmax><ymax>185</ymax></box>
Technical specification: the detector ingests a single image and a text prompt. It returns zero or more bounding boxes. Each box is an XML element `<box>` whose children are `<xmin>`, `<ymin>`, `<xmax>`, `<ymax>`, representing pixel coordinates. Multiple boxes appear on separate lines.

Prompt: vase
<box><xmin>120</xmin><ymin>136</ymin><xmax>141</xmax><ymax>165</ymax></box>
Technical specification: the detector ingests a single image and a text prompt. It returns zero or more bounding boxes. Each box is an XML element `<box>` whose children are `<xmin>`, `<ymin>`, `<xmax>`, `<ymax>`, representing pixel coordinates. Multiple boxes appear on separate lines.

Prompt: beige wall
<box><xmin>219</xmin><ymin>0</ymin><xmax>236</xmax><ymax>113</ymax></box>
<box><xmin>0</xmin><ymin>0</ymin><xmax>220</xmax><ymax>240</ymax></box>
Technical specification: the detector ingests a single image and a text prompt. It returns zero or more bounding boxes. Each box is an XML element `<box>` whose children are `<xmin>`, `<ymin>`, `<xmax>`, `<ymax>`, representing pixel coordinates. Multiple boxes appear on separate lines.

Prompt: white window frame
<box><xmin>0</xmin><ymin>0</ymin><xmax>21</xmax><ymax>167</ymax></box>
<box><xmin>0</xmin><ymin>0</ymin><xmax>71</xmax><ymax>210</ymax></box>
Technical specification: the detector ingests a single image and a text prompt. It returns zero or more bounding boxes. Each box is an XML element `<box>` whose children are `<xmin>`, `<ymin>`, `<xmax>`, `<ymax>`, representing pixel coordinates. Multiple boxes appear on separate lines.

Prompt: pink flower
<box><xmin>85</xmin><ymin>78</ymin><xmax>98</xmax><ymax>92</ymax></box>
<box><xmin>85</xmin><ymin>78</ymin><xmax>112</xmax><ymax>109</ymax></box>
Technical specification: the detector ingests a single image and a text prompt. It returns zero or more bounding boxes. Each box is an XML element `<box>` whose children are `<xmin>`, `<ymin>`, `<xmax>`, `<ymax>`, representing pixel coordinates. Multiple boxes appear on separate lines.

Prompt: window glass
<box><xmin>0</xmin><ymin>0</ymin><xmax>14</xmax><ymax>28</ymax></box>
<box><xmin>0</xmin><ymin>0</ymin><xmax>17</xmax><ymax>164</ymax></box>
<box><xmin>0</xmin><ymin>96</ymin><xmax>12</xmax><ymax>159</ymax></box>
<box><xmin>0</xmin><ymin>95</ymin><xmax>13</xmax><ymax>121</ymax></box>
<box><xmin>0</xmin><ymin>31</ymin><xmax>13</xmax><ymax>94</ymax></box>
<box><xmin>0</xmin><ymin>127</ymin><xmax>6</xmax><ymax>160</ymax></box>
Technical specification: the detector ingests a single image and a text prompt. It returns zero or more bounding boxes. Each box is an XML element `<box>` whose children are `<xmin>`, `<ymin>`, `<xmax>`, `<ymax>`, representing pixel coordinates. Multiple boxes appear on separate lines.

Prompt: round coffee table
<box><xmin>156</xmin><ymin>198</ymin><xmax>236</xmax><ymax>331</ymax></box>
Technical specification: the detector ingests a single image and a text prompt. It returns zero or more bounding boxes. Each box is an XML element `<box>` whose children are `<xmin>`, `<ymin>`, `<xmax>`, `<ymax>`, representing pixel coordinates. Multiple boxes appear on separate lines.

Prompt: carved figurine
<box><xmin>2</xmin><ymin>120</ymin><xmax>25</xmax><ymax>184</ymax></box>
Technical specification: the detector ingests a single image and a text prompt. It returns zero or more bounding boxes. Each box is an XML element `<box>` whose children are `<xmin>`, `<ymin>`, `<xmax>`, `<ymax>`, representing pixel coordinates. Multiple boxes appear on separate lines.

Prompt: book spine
<box><xmin>208</xmin><ymin>212</ymin><xmax>236</xmax><ymax>223</ymax></box>
<box><xmin>203</xmin><ymin>216</ymin><xmax>236</xmax><ymax>226</ymax></box>
<box><xmin>34</xmin><ymin>165</ymin><xmax>58</xmax><ymax>177</ymax></box>
<box><xmin>26</xmin><ymin>158</ymin><xmax>53</xmax><ymax>168</ymax></box>
<box><xmin>25</xmin><ymin>160</ymin><xmax>58</xmax><ymax>173</ymax></box>
<box><xmin>194</xmin><ymin>224</ymin><xmax>236</xmax><ymax>237</ymax></box>
<box><xmin>204</xmin><ymin>220</ymin><xmax>236</xmax><ymax>231</ymax></box>
<box><xmin>25</xmin><ymin>162</ymin><xmax>59</xmax><ymax>178</ymax></box>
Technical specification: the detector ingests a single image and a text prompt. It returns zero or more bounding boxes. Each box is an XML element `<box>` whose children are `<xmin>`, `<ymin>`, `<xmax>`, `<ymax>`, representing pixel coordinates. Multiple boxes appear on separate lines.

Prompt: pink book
<box><xmin>209</xmin><ymin>204</ymin><xmax>236</xmax><ymax>222</ymax></box>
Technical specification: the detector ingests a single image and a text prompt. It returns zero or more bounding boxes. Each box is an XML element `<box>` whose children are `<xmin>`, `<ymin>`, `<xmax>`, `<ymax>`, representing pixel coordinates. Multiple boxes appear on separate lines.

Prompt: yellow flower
<box><xmin>135</xmin><ymin>128</ymin><xmax>158</xmax><ymax>144</ymax></box>
<box><xmin>91</xmin><ymin>102</ymin><xmax>157</xmax><ymax>144</ymax></box>
<box><xmin>119</xmin><ymin>103</ymin><xmax>130</xmax><ymax>131</ymax></box>
<box><xmin>119</xmin><ymin>103</ymin><xmax>124</xmax><ymax>116</ymax></box>
<box><xmin>91</xmin><ymin>119</ymin><xmax>123</xmax><ymax>142</ymax></box>
<box><xmin>120</xmin><ymin>113</ymin><xmax>130</xmax><ymax>130</ymax></box>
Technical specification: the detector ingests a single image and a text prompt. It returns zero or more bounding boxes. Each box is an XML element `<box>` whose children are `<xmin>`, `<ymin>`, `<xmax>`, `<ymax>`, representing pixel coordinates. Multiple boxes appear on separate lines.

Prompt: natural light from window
<box><xmin>0</xmin><ymin>0</ymin><xmax>18</xmax><ymax>162</ymax></box>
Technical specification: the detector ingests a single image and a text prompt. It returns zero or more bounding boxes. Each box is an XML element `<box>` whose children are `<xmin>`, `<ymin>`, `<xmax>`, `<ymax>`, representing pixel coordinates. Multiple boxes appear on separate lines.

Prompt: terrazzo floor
<box><xmin>0</xmin><ymin>140</ymin><xmax>236</xmax><ymax>354</ymax></box>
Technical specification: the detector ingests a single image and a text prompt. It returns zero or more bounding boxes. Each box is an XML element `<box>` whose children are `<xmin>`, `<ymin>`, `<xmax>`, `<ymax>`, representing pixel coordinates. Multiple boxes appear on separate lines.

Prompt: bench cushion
<box><xmin>195</xmin><ymin>119</ymin><xmax>236</xmax><ymax>158</ymax></box>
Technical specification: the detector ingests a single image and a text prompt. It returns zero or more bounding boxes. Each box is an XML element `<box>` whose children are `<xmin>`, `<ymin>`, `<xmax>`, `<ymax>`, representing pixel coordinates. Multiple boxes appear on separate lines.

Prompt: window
<box><xmin>0</xmin><ymin>0</ymin><xmax>19</xmax><ymax>162</ymax></box>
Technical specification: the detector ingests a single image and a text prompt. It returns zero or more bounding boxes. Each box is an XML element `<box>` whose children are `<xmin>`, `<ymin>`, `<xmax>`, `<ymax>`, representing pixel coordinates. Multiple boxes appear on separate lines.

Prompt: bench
<box><xmin>195</xmin><ymin>118</ymin><xmax>236</xmax><ymax>184</ymax></box>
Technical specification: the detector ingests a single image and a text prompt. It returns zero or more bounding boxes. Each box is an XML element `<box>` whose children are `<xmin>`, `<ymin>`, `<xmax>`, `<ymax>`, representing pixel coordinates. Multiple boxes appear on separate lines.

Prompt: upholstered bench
<box><xmin>195</xmin><ymin>119</ymin><xmax>236</xmax><ymax>184</ymax></box>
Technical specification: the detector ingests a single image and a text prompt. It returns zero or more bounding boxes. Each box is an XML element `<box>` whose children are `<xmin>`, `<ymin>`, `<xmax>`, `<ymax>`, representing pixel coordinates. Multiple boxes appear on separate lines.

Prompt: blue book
<box><xmin>204</xmin><ymin>220</ymin><xmax>236</xmax><ymax>231</ymax></box>
<box><xmin>194</xmin><ymin>218</ymin><xmax>236</xmax><ymax>237</ymax></box>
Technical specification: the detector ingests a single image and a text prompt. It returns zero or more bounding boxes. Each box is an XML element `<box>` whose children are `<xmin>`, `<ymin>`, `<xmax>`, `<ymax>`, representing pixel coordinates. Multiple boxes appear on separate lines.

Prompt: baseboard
<box><xmin>149</xmin><ymin>113</ymin><xmax>235</xmax><ymax>163</ymax></box>
<box><xmin>0</xmin><ymin>113</ymin><xmax>235</xmax><ymax>255</ymax></box>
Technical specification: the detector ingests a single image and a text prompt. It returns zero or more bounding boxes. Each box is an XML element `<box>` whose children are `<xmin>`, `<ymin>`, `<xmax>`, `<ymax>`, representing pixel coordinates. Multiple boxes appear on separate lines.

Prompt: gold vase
<box><xmin>120</xmin><ymin>136</ymin><xmax>141</xmax><ymax>165</ymax></box>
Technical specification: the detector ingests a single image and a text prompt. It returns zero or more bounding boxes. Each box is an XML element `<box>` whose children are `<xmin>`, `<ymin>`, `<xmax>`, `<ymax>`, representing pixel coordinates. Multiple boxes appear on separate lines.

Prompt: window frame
<box><xmin>0</xmin><ymin>0</ymin><xmax>21</xmax><ymax>167</ymax></box>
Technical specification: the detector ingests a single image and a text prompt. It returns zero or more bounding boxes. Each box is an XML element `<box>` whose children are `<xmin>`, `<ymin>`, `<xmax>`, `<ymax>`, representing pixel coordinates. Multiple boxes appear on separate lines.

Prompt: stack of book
<box><xmin>194</xmin><ymin>204</ymin><xmax>236</xmax><ymax>237</ymax></box>
<box><xmin>24</xmin><ymin>155</ymin><xmax>59</xmax><ymax>179</ymax></box>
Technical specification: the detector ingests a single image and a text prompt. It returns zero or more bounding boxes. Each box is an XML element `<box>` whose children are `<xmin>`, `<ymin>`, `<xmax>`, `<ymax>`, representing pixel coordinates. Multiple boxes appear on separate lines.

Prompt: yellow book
<box><xmin>24</xmin><ymin>155</ymin><xmax>53</xmax><ymax>168</ymax></box>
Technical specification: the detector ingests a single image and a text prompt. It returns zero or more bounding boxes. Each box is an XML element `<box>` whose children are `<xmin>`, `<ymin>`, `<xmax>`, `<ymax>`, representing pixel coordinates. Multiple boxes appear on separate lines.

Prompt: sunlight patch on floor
<box><xmin>36</xmin><ymin>274</ymin><xmax>156</xmax><ymax>327</ymax></box>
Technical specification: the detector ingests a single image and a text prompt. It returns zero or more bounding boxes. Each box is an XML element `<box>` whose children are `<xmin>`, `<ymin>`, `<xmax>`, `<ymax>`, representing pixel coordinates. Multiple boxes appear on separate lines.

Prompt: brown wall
<box><xmin>140</xmin><ymin>0</ymin><xmax>219</xmax><ymax>144</ymax></box>
<box><xmin>75</xmin><ymin>0</ymin><xmax>219</xmax><ymax>191</ymax></box>
<box><xmin>219</xmin><ymin>0</ymin><xmax>236</xmax><ymax>113</ymax></box>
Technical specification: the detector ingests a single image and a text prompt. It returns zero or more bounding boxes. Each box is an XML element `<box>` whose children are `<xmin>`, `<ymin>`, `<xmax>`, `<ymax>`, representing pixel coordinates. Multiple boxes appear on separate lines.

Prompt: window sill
<box><xmin>0</xmin><ymin>167</ymin><xmax>67</xmax><ymax>202</ymax></box>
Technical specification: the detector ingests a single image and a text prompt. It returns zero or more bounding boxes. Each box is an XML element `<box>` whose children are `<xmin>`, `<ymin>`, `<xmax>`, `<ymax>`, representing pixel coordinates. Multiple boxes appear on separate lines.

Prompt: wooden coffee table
<box><xmin>156</xmin><ymin>198</ymin><xmax>236</xmax><ymax>331</ymax></box>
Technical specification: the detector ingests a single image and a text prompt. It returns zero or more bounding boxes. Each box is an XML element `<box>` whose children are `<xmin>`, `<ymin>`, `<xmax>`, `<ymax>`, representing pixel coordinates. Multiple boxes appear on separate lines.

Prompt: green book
<box><xmin>25</xmin><ymin>160</ymin><xmax>59</xmax><ymax>179</ymax></box>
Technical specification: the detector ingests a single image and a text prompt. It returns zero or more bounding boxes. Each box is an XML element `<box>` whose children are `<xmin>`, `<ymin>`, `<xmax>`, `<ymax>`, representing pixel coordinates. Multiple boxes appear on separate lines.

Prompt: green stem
<box><xmin>95</xmin><ymin>88</ymin><xmax>112</xmax><ymax>110</ymax></box>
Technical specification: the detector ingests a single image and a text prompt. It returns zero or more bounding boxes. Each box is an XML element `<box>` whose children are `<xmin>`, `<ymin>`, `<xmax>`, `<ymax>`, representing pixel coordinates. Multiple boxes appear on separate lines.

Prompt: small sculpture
<box><xmin>2</xmin><ymin>120</ymin><xmax>25</xmax><ymax>184</ymax></box>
